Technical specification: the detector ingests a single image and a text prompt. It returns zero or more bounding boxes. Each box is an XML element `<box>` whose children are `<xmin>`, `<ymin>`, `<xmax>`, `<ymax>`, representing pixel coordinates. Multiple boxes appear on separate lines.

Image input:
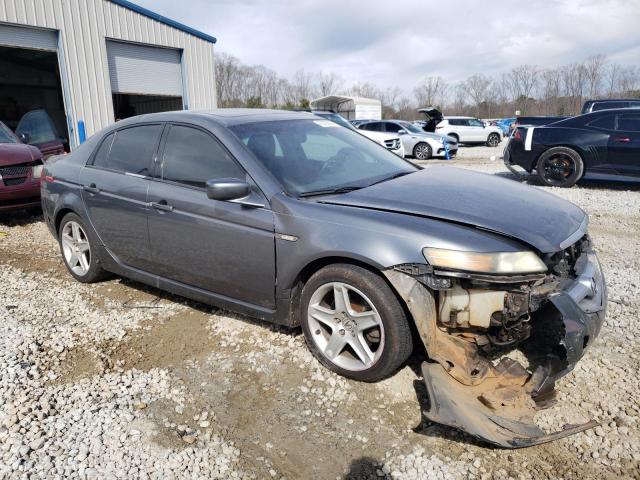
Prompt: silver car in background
<box><xmin>358</xmin><ymin>120</ymin><xmax>458</xmax><ymax>160</ymax></box>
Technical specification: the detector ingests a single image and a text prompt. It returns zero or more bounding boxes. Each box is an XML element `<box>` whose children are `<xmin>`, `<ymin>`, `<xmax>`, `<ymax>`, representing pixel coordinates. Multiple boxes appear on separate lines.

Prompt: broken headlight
<box><xmin>422</xmin><ymin>248</ymin><xmax>547</xmax><ymax>274</ymax></box>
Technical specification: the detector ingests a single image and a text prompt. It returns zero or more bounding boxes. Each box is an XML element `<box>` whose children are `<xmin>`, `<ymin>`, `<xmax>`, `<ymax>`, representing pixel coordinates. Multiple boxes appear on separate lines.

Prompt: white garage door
<box><xmin>0</xmin><ymin>23</ymin><xmax>57</xmax><ymax>51</ymax></box>
<box><xmin>107</xmin><ymin>40</ymin><xmax>183</xmax><ymax>96</ymax></box>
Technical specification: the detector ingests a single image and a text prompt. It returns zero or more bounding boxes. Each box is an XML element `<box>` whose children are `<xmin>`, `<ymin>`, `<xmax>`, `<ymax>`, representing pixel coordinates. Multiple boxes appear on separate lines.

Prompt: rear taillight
<box><xmin>44</xmin><ymin>175</ymin><xmax>55</xmax><ymax>183</ymax></box>
<box><xmin>435</xmin><ymin>125</ymin><xmax>443</xmax><ymax>129</ymax></box>
<box><xmin>513</xmin><ymin>130</ymin><xmax>522</xmax><ymax>140</ymax></box>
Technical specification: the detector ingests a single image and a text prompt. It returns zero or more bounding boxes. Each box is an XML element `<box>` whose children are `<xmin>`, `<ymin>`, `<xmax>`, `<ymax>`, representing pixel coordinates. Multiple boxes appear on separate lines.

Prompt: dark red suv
<box><xmin>0</xmin><ymin>121</ymin><xmax>44</xmax><ymax>212</ymax></box>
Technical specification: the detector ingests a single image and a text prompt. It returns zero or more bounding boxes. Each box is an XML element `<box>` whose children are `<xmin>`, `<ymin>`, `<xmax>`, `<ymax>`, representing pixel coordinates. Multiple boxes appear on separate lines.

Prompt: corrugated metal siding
<box><xmin>0</xmin><ymin>22</ymin><xmax>57</xmax><ymax>50</ymax></box>
<box><xmin>106</xmin><ymin>40</ymin><xmax>182</xmax><ymax>96</ymax></box>
<box><xmin>0</xmin><ymin>0</ymin><xmax>216</xmax><ymax>146</ymax></box>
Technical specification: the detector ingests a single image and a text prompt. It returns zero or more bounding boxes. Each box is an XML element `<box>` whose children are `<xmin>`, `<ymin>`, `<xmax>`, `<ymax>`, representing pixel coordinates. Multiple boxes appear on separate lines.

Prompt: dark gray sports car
<box><xmin>41</xmin><ymin>109</ymin><xmax>606</xmax><ymax>447</ymax></box>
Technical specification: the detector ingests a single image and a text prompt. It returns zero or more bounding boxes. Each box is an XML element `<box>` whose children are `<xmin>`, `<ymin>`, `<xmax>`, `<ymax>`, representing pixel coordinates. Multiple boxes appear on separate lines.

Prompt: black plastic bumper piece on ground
<box><xmin>421</xmin><ymin>362</ymin><xmax>598</xmax><ymax>448</ymax></box>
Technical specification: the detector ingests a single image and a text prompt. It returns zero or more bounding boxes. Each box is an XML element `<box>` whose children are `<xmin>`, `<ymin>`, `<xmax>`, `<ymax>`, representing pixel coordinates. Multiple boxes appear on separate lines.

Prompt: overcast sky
<box><xmin>136</xmin><ymin>0</ymin><xmax>640</xmax><ymax>92</ymax></box>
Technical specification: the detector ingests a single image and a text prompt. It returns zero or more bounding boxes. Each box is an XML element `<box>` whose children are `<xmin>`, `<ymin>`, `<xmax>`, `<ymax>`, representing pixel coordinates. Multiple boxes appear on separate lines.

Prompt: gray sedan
<box><xmin>42</xmin><ymin>109</ymin><xmax>605</xmax><ymax>447</ymax></box>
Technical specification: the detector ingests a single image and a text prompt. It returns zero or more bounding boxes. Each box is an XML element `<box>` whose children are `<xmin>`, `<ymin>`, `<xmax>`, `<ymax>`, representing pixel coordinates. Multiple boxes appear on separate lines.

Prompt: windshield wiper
<box><xmin>298</xmin><ymin>185</ymin><xmax>364</xmax><ymax>198</ymax></box>
<box><xmin>368</xmin><ymin>171</ymin><xmax>413</xmax><ymax>187</ymax></box>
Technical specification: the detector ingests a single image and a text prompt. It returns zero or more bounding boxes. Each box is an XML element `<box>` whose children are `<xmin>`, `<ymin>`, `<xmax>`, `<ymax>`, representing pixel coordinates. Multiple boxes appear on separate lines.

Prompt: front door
<box><xmin>80</xmin><ymin>124</ymin><xmax>163</xmax><ymax>270</ymax></box>
<box><xmin>609</xmin><ymin>112</ymin><xmax>640</xmax><ymax>176</ymax></box>
<box><xmin>147</xmin><ymin>123</ymin><xmax>276</xmax><ymax>309</ymax></box>
<box><xmin>467</xmin><ymin>118</ymin><xmax>487</xmax><ymax>142</ymax></box>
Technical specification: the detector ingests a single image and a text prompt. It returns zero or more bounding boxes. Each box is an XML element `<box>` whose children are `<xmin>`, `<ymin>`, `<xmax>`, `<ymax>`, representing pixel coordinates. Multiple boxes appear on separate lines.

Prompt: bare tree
<box><xmin>318</xmin><ymin>72</ymin><xmax>343</xmax><ymax>96</ymax></box>
<box><xmin>584</xmin><ymin>54</ymin><xmax>607</xmax><ymax>97</ymax></box>
<box><xmin>464</xmin><ymin>74</ymin><xmax>492</xmax><ymax>116</ymax></box>
<box><xmin>414</xmin><ymin>76</ymin><xmax>448</xmax><ymax>108</ymax></box>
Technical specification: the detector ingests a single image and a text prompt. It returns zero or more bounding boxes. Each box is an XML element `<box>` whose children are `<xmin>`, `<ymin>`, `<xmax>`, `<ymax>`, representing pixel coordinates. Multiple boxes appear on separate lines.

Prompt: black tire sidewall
<box><xmin>299</xmin><ymin>264</ymin><xmax>413</xmax><ymax>382</ymax></box>
<box><xmin>414</xmin><ymin>142</ymin><xmax>432</xmax><ymax>160</ymax></box>
<box><xmin>487</xmin><ymin>133</ymin><xmax>500</xmax><ymax>147</ymax></box>
<box><xmin>58</xmin><ymin>212</ymin><xmax>105</xmax><ymax>283</ymax></box>
<box><xmin>536</xmin><ymin>147</ymin><xmax>584</xmax><ymax>187</ymax></box>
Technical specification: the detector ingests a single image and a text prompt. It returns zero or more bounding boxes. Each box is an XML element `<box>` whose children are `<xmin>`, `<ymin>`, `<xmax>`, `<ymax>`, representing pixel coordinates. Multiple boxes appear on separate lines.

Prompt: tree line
<box><xmin>215</xmin><ymin>52</ymin><xmax>640</xmax><ymax>120</ymax></box>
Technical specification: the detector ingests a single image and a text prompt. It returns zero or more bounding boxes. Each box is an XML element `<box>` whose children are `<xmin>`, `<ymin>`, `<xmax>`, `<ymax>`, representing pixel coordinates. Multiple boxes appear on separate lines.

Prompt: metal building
<box><xmin>0</xmin><ymin>0</ymin><xmax>217</xmax><ymax>149</ymax></box>
<box><xmin>310</xmin><ymin>95</ymin><xmax>382</xmax><ymax>121</ymax></box>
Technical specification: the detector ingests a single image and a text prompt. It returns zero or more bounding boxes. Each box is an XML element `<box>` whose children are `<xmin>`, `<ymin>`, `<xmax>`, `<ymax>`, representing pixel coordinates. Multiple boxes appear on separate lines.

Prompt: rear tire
<box><xmin>58</xmin><ymin>213</ymin><xmax>108</xmax><ymax>283</ymax></box>
<box><xmin>486</xmin><ymin>133</ymin><xmax>501</xmax><ymax>147</ymax></box>
<box><xmin>536</xmin><ymin>147</ymin><xmax>584</xmax><ymax>187</ymax></box>
<box><xmin>300</xmin><ymin>264</ymin><xmax>413</xmax><ymax>382</ymax></box>
<box><xmin>413</xmin><ymin>142</ymin><xmax>432</xmax><ymax>160</ymax></box>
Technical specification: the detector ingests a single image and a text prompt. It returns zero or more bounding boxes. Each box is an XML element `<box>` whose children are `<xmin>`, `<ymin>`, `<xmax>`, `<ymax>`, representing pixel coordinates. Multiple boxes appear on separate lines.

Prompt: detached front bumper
<box><xmin>385</xmin><ymin>247</ymin><xmax>606</xmax><ymax>448</ymax></box>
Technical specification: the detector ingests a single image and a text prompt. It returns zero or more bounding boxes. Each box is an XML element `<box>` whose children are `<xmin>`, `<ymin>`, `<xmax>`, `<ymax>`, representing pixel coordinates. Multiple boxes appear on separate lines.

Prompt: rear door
<box><xmin>609</xmin><ymin>112</ymin><xmax>640</xmax><ymax>176</ymax></box>
<box><xmin>467</xmin><ymin>118</ymin><xmax>487</xmax><ymax>141</ymax></box>
<box><xmin>147</xmin><ymin>123</ymin><xmax>276</xmax><ymax>308</ymax></box>
<box><xmin>80</xmin><ymin>124</ymin><xmax>163</xmax><ymax>270</ymax></box>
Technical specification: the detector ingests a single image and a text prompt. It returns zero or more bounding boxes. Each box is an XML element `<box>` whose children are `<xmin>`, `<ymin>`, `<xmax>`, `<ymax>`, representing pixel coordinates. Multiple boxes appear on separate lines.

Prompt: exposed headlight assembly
<box><xmin>423</xmin><ymin>247</ymin><xmax>547</xmax><ymax>274</ymax></box>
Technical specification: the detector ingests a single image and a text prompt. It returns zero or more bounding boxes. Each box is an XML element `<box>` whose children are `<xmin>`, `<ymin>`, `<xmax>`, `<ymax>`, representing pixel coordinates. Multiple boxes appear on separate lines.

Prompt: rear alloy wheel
<box><xmin>486</xmin><ymin>133</ymin><xmax>501</xmax><ymax>147</ymax></box>
<box><xmin>536</xmin><ymin>147</ymin><xmax>584</xmax><ymax>187</ymax></box>
<box><xmin>300</xmin><ymin>264</ymin><xmax>413</xmax><ymax>382</ymax></box>
<box><xmin>413</xmin><ymin>142</ymin><xmax>432</xmax><ymax>160</ymax></box>
<box><xmin>59</xmin><ymin>213</ymin><xmax>107</xmax><ymax>283</ymax></box>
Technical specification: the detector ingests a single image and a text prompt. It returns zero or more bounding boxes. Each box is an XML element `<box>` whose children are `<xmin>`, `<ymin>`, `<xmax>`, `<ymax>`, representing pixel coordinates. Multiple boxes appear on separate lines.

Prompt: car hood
<box><xmin>0</xmin><ymin>143</ymin><xmax>41</xmax><ymax>166</ymax></box>
<box><xmin>318</xmin><ymin>166</ymin><xmax>586</xmax><ymax>253</ymax></box>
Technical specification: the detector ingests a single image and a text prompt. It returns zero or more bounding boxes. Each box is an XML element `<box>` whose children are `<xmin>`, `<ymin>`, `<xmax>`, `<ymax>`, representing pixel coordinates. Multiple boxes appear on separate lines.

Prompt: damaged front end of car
<box><xmin>384</xmin><ymin>236</ymin><xmax>607</xmax><ymax>448</ymax></box>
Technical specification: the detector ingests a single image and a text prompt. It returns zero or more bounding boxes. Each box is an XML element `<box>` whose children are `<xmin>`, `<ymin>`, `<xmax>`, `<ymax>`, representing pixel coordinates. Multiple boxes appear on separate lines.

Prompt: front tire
<box><xmin>486</xmin><ymin>133</ymin><xmax>501</xmax><ymax>147</ymax></box>
<box><xmin>413</xmin><ymin>142</ymin><xmax>432</xmax><ymax>160</ymax></box>
<box><xmin>536</xmin><ymin>147</ymin><xmax>584</xmax><ymax>187</ymax></box>
<box><xmin>300</xmin><ymin>264</ymin><xmax>413</xmax><ymax>382</ymax></box>
<box><xmin>58</xmin><ymin>213</ymin><xmax>107</xmax><ymax>283</ymax></box>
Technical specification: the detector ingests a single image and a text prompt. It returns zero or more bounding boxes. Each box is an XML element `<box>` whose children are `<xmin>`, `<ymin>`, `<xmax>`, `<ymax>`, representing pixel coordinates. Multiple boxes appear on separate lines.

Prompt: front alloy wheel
<box><xmin>307</xmin><ymin>282</ymin><xmax>385</xmax><ymax>371</ymax></box>
<box><xmin>300</xmin><ymin>264</ymin><xmax>413</xmax><ymax>382</ymax></box>
<box><xmin>413</xmin><ymin>142</ymin><xmax>432</xmax><ymax>160</ymax></box>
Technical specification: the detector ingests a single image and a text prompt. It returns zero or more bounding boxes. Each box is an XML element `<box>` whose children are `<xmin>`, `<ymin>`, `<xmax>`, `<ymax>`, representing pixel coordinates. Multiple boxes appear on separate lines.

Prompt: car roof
<box><xmin>444</xmin><ymin>116</ymin><xmax>474</xmax><ymax>119</ymax></box>
<box><xmin>113</xmin><ymin>109</ymin><xmax>317</xmax><ymax>128</ymax></box>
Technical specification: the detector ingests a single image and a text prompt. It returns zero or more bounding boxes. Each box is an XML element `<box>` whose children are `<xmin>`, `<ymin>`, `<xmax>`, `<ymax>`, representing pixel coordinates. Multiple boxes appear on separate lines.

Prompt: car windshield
<box><xmin>231</xmin><ymin>119</ymin><xmax>418</xmax><ymax>196</ymax></box>
<box><xmin>16</xmin><ymin>109</ymin><xmax>59</xmax><ymax>144</ymax></box>
<box><xmin>398</xmin><ymin>121</ymin><xmax>423</xmax><ymax>134</ymax></box>
<box><xmin>0</xmin><ymin>122</ymin><xmax>17</xmax><ymax>144</ymax></box>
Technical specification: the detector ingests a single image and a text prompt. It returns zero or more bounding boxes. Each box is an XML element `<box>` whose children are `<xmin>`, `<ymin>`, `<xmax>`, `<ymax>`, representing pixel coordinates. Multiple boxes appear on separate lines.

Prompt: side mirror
<box><xmin>397</xmin><ymin>130</ymin><xmax>407</xmax><ymax>135</ymax></box>
<box><xmin>18</xmin><ymin>132</ymin><xmax>31</xmax><ymax>144</ymax></box>
<box><xmin>206</xmin><ymin>178</ymin><xmax>251</xmax><ymax>201</ymax></box>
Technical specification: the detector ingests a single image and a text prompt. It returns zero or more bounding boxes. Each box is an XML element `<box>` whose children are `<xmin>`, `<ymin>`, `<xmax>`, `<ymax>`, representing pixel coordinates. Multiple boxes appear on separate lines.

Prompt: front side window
<box><xmin>161</xmin><ymin>125</ymin><xmax>245</xmax><ymax>188</ymax></box>
<box><xmin>15</xmin><ymin>109</ymin><xmax>58</xmax><ymax>144</ymax></box>
<box><xmin>95</xmin><ymin>125</ymin><xmax>162</xmax><ymax>175</ymax></box>
<box><xmin>468</xmin><ymin>119</ymin><xmax>485</xmax><ymax>127</ymax></box>
<box><xmin>616</xmin><ymin>113</ymin><xmax>640</xmax><ymax>132</ymax></box>
<box><xmin>231</xmin><ymin>119</ymin><xmax>417</xmax><ymax>196</ymax></box>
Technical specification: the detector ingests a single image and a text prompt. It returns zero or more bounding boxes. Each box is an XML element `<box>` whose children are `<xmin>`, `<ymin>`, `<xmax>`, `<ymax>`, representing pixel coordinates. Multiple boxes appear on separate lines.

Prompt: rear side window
<box><xmin>93</xmin><ymin>125</ymin><xmax>162</xmax><ymax>175</ymax></box>
<box><xmin>592</xmin><ymin>101</ymin><xmax>627</xmax><ymax>112</ymax></box>
<box><xmin>361</xmin><ymin>122</ymin><xmax>384</xmax><ymax>132</ymax></box>
<box><xmin>91</xmin><ymin>133</ymin><xmax>114</xmax><ymax>166</ymax></box>
<box><xmin>587</xmin><ymin>115</ymin><xmax>615</xmax><ymax>131</ymax></box>
<box><xmin>448</xmin><ymin>119</ymin><xmax>464</xmax><ymax>126</ymax></box>
<box><xmin>617</xmin><ymin>113</ymin><xmax>640</xmax><ymax>132</ymax></box>
<box><xmin>161</xmin><ymin>125</ymin><xmax>245</xmax><ymax>188</ymax></box>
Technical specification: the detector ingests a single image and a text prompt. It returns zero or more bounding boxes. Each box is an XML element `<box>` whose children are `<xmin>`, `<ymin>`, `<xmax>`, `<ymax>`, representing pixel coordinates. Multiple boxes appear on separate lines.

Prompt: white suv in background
<box><xmin>435</xmin><ymin>116</ymin><xmax>503</xmax><ymax>147</ymax></box>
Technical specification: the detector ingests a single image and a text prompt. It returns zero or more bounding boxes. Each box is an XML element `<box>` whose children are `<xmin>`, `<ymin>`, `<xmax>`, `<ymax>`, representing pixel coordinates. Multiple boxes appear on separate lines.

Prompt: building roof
<box><xmin>109</xmin><ymin>0</ymin><xmax>217</xmax><ymax>44</ymax></box>
<box><xmin>310</xmin><ymin>95</ymin><xmax>381</xmax><ymax>110</ymax></box>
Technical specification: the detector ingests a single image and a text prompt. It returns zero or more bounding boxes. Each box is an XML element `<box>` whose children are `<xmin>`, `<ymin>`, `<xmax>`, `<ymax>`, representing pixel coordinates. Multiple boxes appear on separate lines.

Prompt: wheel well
<box><xmin>448</xmin><ymin>133</ymin><xmax>459</xmax><ymax>141</ymax></box>
<box><xmin>54</xmin><ymin>208</ymin><xmax>75</xmax><ymax>235</ymax></box>
<box><xmin>287</xmin><ymin>256</ymin><xmax>383</xmax><ymax>326</ymax></box>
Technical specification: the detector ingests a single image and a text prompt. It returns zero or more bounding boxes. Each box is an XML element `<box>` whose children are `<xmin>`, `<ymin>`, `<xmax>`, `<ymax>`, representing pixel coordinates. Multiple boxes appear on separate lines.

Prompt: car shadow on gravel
<box><xmin>0</xmin><ymin>208</ymin><xmax>43</xmax><ymax>227</ymax></box>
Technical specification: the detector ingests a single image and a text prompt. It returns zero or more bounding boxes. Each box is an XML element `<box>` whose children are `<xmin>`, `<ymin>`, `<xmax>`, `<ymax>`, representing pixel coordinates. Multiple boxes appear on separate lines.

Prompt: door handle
<box><xmin>83</xmin><ymin>183</ymin><xmax>100</xmax><ymax>194</ymax></box>
<box><xmin>614</xmin><ymin>136</ymin><xmax>631</xmax><ymax>143</ymax></box>
<box><xmin>151</xmin><ymin>200</ymin><xmax>174</xmax><ymax>212</ymax></box>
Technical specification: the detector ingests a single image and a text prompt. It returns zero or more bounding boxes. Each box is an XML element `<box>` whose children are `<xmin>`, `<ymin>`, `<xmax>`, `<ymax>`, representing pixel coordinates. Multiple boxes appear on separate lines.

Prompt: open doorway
<box><xmin>112</xmin><ymin>93</ymin><xmax>183</xmax><ymax>120</ymax></box>
<box><xmin>0</xmin><ymin>45</ymin><xmax>69</xmax><ymax>155</ymax></box>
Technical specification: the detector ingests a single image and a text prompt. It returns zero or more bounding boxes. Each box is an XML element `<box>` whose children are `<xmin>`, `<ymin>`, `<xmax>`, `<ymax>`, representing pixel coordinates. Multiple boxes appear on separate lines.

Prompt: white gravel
<box><xmin>1</xmin><ymin>145</ymin><xmax>639</xmax><ymax>478</ymax></box>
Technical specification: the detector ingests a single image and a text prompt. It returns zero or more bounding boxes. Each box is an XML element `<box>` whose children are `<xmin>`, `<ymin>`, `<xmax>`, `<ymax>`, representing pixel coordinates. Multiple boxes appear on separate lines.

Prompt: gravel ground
<box><xmin>1</xmin><ymin>140</ymin><xmax>639</xmax><ymax>479</ymax></box>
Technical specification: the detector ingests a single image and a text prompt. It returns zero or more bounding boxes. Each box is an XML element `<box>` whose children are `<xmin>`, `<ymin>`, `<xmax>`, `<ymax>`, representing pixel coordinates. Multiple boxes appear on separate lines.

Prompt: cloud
<box><xmin>134</xmin><ymin>0</ymin><xmax>640</xmax><ymax>93</ymax></box>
